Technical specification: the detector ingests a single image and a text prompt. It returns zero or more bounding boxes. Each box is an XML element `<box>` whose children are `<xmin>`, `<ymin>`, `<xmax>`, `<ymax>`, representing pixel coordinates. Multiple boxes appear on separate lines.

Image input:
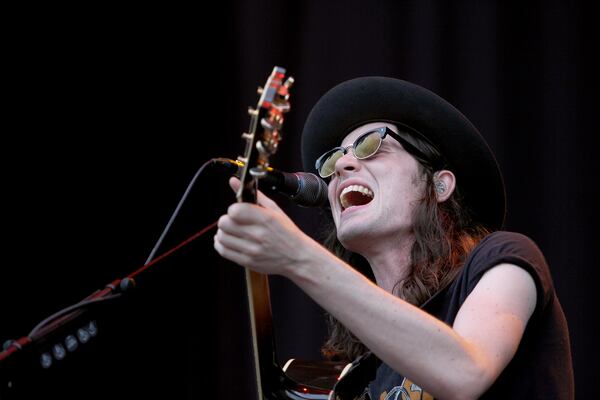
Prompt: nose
<box><xmin>334</xmin><ymin>150</ymin><xmax>362</xmax><ymax>177</ymax></box>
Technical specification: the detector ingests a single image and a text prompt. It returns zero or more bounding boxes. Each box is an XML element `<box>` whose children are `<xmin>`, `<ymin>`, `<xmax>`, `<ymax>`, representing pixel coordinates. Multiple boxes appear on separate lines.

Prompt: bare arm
<box><xmin>214</xmin><ymin>181</ymin><xmax>537</xmax><ymax>400</ymax></box>
<box><xmin>290</xmin><ymin>255</ymin><xmax>536</xmax><ymax>399</ymax></box>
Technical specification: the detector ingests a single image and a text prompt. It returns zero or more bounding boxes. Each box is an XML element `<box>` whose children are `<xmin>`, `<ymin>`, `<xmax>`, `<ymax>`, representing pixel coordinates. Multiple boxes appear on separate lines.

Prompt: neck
<box><xmin>360</xmin><ymin>234</ymin><xmax>414</xmax><ymax>295</ymax></box>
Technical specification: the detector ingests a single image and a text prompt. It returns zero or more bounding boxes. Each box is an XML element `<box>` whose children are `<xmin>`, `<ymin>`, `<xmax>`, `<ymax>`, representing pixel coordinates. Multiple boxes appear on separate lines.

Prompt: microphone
<box><xmin>211</xmin><ymin>158</ymin><xmax>329</xmax><ymax>207</ymax></box>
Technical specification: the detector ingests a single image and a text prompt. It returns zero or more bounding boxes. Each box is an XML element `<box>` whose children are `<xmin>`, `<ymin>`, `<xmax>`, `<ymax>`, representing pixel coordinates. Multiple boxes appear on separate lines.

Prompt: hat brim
<box><xmin>301</xmin><ymin>76</ymin><xmax>506</xmax><ymax>230</ymax></box>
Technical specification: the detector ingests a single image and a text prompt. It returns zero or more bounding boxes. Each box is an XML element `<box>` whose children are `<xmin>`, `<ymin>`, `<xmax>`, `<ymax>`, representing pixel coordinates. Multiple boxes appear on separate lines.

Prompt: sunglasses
<box><xmin>315</xmin><ymin>126</ymin><xmax>434</xmax><ymax>178</ymax></box>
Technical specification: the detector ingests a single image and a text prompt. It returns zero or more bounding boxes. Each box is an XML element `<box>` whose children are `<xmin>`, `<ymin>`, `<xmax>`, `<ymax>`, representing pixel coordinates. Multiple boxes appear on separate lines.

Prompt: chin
<box><xmin>336</xmin><ymin>225</ymin><xmax>371</xmax><ymax>252</ymax></box>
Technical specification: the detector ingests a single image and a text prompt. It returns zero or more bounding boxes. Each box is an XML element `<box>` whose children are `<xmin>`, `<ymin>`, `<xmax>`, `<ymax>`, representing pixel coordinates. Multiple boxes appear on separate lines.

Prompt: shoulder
<box><xmin>464</xmin><ymin>230</ymin><xmax>554</xmax><ymax>310</ymax></box>
<box><xmin>472</xmin><ymin>231</ymin><xmax>546</xmax><ymax>264</ymax></box>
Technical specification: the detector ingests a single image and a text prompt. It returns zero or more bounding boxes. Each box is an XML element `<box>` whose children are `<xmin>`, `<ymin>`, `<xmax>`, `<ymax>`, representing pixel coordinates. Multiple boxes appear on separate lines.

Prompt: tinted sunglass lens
<box><xmin>319</xmin><ymin>150</ymin><xmax>344</xmax><ymax>177</ymax></box>
<box><xmin>354</xmin><ymin>131</ymin><xmax>382</xmax><ymax>159</ymax></box>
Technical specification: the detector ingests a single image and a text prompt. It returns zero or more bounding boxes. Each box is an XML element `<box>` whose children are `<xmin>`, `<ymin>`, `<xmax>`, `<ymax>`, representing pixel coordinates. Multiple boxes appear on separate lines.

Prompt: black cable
<box><xmin>24</xmin><ymin>158</ymin><xmax>221</xmax><ymax>340</ymax></box>
<box><xmin>143</xmin><ymin>158</ymin><xmax>218</xmax><ymax>265</ymax></box>
<box><xmin>1</xmin><ymin>157</ymin><xmax>228</xmax><ymax>370</ymax></box>
<box><xmin>28</xmin><ymin>294</ymin><xmax>121</xmax><ymax>338</ymax></box>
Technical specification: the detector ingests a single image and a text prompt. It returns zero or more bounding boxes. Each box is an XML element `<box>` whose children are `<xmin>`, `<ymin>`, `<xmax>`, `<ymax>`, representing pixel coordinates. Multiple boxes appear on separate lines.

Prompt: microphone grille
<box><xmin>293</xmin><ymin>173</ymin><xmax>329</xmax><ymax>207</ymax></box>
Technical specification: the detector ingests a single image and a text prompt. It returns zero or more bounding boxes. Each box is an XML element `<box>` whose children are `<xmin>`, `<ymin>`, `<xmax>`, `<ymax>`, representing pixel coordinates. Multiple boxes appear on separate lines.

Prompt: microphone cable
<box><xmin>3</xmin><ymin>158</ymin><xmax>225</xmax><ymax>357</ymax></box>
<box><xmin>144</xmin><ymin>158</ymin><xmax>219</xmax><ymax>265</ymax></box>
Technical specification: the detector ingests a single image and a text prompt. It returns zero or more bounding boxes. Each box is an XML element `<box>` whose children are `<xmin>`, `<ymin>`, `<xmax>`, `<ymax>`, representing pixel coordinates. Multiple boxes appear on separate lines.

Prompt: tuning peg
<box><xmin>277</xmin><ymin>77</ymin><xmax>294</xmax><ymax>100</ymax></box>
<box><xmin>261</xmin><ymin>119</ymin><xmax>274</xmax><ymax>130</ymax></box>
<box><xmin>272</xmin><ymin>102</ymin><xmax>290</xmax><ymax>113</ymax></box>
<box><xmin>248</xmin><ymin>107</ymin><xmax>258</xmax><ymax>116</ymax></box>
<box><xmin>284</xmin><ymin>76</ymin><xmax>294</xmax><ymax>88</ymax></box>
<box><xmin>257</xmin><ymin>86</ymin><xmax>264</xmax><ymax>95</ymax></box>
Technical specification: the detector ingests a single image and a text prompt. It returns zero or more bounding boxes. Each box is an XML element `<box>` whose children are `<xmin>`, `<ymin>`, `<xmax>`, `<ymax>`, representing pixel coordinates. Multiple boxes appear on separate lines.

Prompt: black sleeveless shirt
<box><xmin>332</xmin><ymin>231</ymin><xmax>574</xmax><ymax>400</ymax></box>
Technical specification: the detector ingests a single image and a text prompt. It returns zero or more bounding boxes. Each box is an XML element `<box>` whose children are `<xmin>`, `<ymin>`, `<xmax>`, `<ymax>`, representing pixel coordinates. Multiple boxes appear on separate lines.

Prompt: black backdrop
<box><xmin>2</xmin><ymin>1</ymin><xmax>597</xmax><ymax>398</ymax></box>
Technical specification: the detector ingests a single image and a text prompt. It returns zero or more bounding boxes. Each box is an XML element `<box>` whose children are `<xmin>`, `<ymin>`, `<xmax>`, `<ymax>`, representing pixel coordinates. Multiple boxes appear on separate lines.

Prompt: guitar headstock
<box><xmin>236</xmin><ymin>66</ymin><xmax>294</xmax><ymax>203</ymax></box>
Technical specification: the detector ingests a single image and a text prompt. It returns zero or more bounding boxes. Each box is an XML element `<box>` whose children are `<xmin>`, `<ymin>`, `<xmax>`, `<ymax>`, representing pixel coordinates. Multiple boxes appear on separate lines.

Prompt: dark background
<box><xmin>2</xmin><ymin>1</ymin><xmax>597</xmax><ymax>398</ymax></box>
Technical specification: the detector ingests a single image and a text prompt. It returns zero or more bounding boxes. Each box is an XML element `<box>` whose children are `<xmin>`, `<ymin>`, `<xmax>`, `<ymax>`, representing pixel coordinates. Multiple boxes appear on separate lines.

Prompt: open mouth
<box><xmin>340</xmin><ymin>184</ymin><xmax>374</xmax><ymax>211</ymax></box>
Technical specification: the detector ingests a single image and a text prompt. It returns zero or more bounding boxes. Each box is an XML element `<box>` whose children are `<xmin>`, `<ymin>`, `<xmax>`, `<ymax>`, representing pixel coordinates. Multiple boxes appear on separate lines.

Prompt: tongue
<box><xmin>341</xmin><ymin>191</ymin><xmax>373</xmax><ymax>209</ymax></box>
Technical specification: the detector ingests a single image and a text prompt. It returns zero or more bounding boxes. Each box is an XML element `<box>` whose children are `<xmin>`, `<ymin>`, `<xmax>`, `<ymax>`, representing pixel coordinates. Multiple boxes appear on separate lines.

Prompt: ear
<box><xmin>433</xmin><ymin>170</ymin><xmax>456</xmax><ymax>203</ymax></box>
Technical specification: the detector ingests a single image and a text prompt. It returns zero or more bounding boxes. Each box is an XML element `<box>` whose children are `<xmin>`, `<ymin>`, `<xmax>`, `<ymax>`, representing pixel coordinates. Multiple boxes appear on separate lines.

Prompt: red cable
<box><xmin>127</xmin><ymin>220</ymin><xmax>219</xmax><ymax>281</ymax></box>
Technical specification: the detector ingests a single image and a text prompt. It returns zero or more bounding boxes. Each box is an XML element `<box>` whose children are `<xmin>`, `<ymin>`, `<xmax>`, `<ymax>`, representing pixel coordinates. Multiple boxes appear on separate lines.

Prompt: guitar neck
<box><xmin>235</xmin><ymin>66</ymin><xmax>309</xmax><ymax>399</ymax></box>
<box><xmin>245</xmin><ymin>269</ymin><xmax>280</xmax><ymax>398</ymax></box>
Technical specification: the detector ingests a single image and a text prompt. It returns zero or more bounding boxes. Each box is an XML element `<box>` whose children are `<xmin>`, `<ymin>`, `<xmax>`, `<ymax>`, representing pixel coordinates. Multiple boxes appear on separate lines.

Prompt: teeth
<box><xmin>340</xmin><ymin>184</ymin><xmax>374</xmax><ymax>209</ymax></box>
<box><xmin>341</xmin><ymin>184</ymin><xmax>374</xmax><ymax>197</ymax></box>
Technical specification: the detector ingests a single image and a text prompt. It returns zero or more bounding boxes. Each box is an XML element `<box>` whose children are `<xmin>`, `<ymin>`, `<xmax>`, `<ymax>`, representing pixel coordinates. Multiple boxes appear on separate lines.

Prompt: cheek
<box><xmin>327</xmin><ymin>182</ymin><xmax>335</xmax><ymax>203</ymax></box>
<box><xmin>327</xmin><ymin>180</ymin><xmax>337</xmax><ymax>206</ymax></box>
<box><xmin>327</xmin><ymin>181</ymin><xmax>341</xmax><ymax>224</ymax></box>
<box><xmin>380</xmin><ymin>175</ymin><xmax>423</xmax><ymax>215</ymax></box>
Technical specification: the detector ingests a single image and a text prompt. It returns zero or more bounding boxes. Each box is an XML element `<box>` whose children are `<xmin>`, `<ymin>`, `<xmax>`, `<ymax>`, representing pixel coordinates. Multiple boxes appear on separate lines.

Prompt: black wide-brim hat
<box><xmin>301</xmin><ymin>76</ymin><xmax>506</xmax><ymax>230</ymax></box>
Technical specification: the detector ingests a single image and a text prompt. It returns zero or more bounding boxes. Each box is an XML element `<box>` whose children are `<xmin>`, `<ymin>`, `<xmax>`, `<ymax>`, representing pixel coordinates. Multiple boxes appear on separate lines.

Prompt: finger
<box><xmin>217</xmin><ymin>214</ymin><xmax>246</xmax><ymax>238</ymax></box>
<box><xmin>226</xmin><ymin>202</ymin><xmax>266</xmax><ymax>225</ymax></box>
<box><xmin>214</xmin><ymin>228</ymin><xmax>261</xmax><ymax>256</ymax></box>
<box><xmin>214</xmin><ymin>235</ymin><xmax>252</xmax><ymax>267</ymax></box>
<box><xmin>229</xmin><ymin>176</ymin><xmax>283</xmax><ymax>212</ymax></box>
<box><xmin>229</xmin><ymin>176</ymin><xmax>241</xmax><ymax>192</ymax></box>
<box><xmin>219</xmin><ymin>209</ymin><xmax>269</xmax><ymax>246</ymax></box>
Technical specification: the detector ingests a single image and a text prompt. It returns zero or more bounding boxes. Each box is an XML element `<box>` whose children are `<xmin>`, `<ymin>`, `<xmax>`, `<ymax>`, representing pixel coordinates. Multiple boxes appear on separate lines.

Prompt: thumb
<box><xmin>228</xmin><ymin>175</ymin><xmax>242</xmax><ymax>193</ymax></box>
<box><xmin>229</xmin><ymin>176</ymin><xmax>283</xmax><ymax>212</ymax></box>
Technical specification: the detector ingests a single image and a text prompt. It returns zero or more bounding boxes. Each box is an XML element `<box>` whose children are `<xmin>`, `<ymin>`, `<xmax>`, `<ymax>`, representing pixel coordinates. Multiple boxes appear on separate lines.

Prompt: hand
<box><xmin>214</xmin><ymin>177</ymin><xmax>317</xmax><ymax>276</ymax></box>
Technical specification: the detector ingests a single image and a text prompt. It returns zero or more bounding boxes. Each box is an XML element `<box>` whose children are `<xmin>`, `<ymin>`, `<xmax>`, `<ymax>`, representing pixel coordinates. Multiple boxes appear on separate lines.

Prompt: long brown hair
<box><xmin>320</xmin><ymin>128</ymin><xmax>490</xmax><ymax>361</ymax></box>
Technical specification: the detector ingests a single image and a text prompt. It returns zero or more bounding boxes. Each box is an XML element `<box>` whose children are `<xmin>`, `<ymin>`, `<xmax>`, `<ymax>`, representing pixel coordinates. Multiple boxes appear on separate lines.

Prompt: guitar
<box><xmin>235</xmin><ymin>67</ymin><xmax>350</xmax><ymax>399</ymax></box>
